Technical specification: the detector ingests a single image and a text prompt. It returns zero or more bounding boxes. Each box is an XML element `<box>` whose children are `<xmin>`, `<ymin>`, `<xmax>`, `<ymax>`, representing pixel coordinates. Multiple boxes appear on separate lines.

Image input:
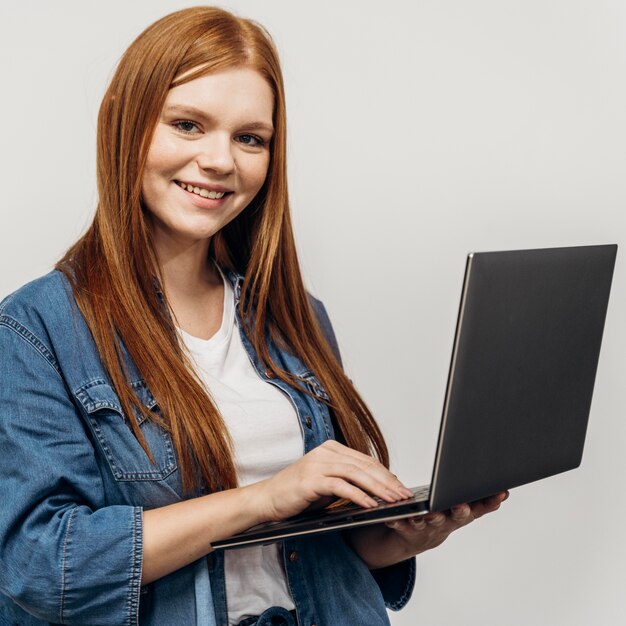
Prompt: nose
<box><xmin>196</xmin><ymin>133</ymin><xmax>235</xmax><ymax>175</ymax></box>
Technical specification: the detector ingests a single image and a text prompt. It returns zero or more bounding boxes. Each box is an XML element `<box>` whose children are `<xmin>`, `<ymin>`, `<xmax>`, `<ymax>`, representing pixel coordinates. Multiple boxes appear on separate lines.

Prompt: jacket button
<box><xmin>305</xmin><ymin>416</ymin><xmax>312</xmax><ymax>429</ymax></box>
<box><xmin>289</xmin><ymin>551</ymin><xmax>298</xmax><ymax>563</ymax></box>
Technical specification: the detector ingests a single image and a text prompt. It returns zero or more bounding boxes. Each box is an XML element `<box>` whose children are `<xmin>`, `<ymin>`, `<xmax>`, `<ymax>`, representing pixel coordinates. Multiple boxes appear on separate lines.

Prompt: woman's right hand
<box><xmin>250</xmin><ymin>439</ymin><xmax>414</xmax><ymax>522</ymax></box>
<box><xmin>141</xmin><ymin>439</ymin><xmax>412</xmax><ymax>584</ymax></box>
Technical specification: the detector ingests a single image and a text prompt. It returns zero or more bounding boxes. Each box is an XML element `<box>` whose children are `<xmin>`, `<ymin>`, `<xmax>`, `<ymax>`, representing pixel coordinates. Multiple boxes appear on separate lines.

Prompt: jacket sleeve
<box><xmin>0</xmin><ymin>318</ymin><xmax>143</xmax><ymax>625</ymax></box>
<box><xmin>307</xmin><ymin>295</ymin><xmax>417</xmax><ymax>611</ymax></box>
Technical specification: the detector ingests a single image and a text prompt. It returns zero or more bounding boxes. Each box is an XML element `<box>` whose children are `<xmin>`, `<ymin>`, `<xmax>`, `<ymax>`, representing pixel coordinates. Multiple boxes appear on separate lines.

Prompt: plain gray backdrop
<box><xmin>1</xmin><ymin>1</ymin><xmax>624</xmax><ymax>624</ymax></box>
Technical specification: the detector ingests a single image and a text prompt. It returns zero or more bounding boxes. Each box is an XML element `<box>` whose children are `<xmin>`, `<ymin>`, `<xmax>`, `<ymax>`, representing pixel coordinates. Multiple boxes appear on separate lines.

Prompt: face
<box><xmin>141</xmin><ymin>66</ymin><xmax>274</xmax><ymax>251</ymax></box>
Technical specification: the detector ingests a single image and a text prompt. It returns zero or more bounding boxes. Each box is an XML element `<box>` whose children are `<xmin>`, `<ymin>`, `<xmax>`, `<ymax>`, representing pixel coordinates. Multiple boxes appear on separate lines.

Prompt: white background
<box><xmin>1</xmin><ymin>2</ymin><xmax>625</xmax><ymax>624</ymax></box>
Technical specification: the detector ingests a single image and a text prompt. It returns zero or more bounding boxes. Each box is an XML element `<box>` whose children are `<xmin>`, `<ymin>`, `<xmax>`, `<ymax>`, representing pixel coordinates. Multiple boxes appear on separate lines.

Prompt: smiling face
<box><xmin>141</xmin><ymin>66</ymin><xmax>274</xmax><ymax>253</ymax></box>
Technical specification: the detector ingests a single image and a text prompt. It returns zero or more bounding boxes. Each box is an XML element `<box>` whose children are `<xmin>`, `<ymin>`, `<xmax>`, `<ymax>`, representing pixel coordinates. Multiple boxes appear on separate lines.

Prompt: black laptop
<box><xmin>213</xmin><ymin>244</ymin><xmax>617</xmax><ymax>549</ymax></box>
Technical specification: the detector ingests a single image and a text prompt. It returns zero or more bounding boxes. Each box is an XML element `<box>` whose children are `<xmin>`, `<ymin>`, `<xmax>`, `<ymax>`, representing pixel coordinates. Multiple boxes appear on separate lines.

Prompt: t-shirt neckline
<box><xmin>177</xmin><ymin>262</ymin><xmax>235</xmax><ymax>352</ymax></box>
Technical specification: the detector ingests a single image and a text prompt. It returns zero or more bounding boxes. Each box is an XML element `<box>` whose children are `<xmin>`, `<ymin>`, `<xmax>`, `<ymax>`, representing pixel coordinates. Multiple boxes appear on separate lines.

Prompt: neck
<box><xmin>151</xmin><ymin>227</ymin><xmax>219</xmax><ymax>299</ymax></box>
<box><xmin>150</xmin><ymin>226</ymin><xmax>225</xmax><ymax>340</ymax></box>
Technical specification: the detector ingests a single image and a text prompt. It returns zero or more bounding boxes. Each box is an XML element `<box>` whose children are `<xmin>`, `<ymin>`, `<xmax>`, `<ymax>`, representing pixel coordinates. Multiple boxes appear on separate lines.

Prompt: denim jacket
<box><xmin>0</xmin><ymin>270</ymin><xmax>415</xmax><ymax>626</ymax></box>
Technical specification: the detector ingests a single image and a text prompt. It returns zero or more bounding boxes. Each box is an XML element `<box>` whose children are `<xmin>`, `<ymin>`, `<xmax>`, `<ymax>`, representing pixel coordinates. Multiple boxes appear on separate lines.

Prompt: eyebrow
<box><xmin>163</xmin><ymin>104</ymin><xmax>274</xmax><ymax>133</ymax></box>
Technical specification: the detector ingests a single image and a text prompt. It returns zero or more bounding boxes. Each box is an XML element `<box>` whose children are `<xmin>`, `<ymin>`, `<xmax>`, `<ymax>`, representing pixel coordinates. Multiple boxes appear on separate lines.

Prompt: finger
<box><xmin>469</xmin><ymin>492</ymin><xmax>507</xmax><ymax>518</ymax></box>
<box><xmin>486</xmin><ymin>491</ymin><xmax>508</xmax><ymax>505</ymax></box>
<box><xmin>318</xmin><ymin>476</ymin><xmax>379</xmax><ymax>509</ymax></box>
<box><xmin>424</xmin><ymin>512</ymin><xmax>446</xmax><ymax>527</ymax></box>
<box><xmin>319</xmin><ymin>441</ymin><xmax>413</xmax><ymax>498</ymax></box>
<box><xmin>386</xmin><ymin>516</ymin><xmax>426</xmax><ymax>532</ymax></box>
<box><xmin>483</xmin><ymin>491</ymin><xmax>508</xmax><ymax>507</ymax></box>
<box><xmin>324</xmin><ymin>462</ymin><xmax>405</xmax><ymax>503</ymax></box>
<box><xmin>408</xmin><ymin>516</ymin><xmax>427</xmax><ymax>530</ymax></box>
<box><xmin>450</xmin><ymin>504</ymin><xmax>473</xmax><ymax>524</ymax></box>
<box><xmin>386</xmin><ymin>519</ymin><xmax>408</xmax><ymax>531</ymax></box>
<box><xmin>483</xmin><ymin>491</ymin><xmax>509</xmax><ymax>511</ymax></box>
<box><xmin>326</xmin><ymin>451</ymin><xmax>413</xmax><ymax>499</ymax></box>
<box><xmin>385</xmin><ymin>516</ymin><xmax>426</xmax><ymax>533</ymax></box>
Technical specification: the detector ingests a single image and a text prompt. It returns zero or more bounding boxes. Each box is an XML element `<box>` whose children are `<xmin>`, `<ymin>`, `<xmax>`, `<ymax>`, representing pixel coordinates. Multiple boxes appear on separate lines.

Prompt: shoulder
<box><xmin>0</xmin><ymin>270</ymin><xmax>78</xmax><ymax>361</ymax></box>
<box><xmin>1</xmin><ymin>270</ymin><xmax>74</xmax><ymax>320</ymax></box>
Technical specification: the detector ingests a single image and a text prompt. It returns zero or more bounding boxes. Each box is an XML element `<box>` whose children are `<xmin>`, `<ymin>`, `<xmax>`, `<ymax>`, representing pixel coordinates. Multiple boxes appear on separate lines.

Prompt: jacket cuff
<box><xmin>60</xmin><ymin>505</ymin><xmax>144</xmax><ymax>625</ymax></box>
<box><xmin>370</xmin><ymin>556</ymin><xmax>416</xmax><ymax>611</ymax></box>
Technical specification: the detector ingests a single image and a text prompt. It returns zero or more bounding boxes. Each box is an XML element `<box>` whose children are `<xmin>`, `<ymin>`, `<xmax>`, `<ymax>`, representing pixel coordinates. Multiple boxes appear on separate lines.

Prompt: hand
<box><xmin>251</xmin><ymin>440</ymin><xmax>414</xmax><ymax>522</ymax></box>
<box><xmin>345</xmin><ymin>492</ymin><xmax>509</xmax><ymax>570</ymax></box>
<box><xmin>386</xmin><ymin>492</ymin><xmax>509</xmax><ymax>555</ymax></box>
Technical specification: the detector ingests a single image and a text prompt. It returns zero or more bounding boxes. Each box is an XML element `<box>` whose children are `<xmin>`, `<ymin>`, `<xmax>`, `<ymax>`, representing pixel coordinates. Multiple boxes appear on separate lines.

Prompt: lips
<box><xmin>175</xmin><ymin>180</ymin><xmax>233</xmax><ymax>199</ymax></box>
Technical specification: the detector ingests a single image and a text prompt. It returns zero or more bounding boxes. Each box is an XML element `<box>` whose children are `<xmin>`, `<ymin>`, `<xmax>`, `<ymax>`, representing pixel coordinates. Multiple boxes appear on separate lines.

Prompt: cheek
<box><xmin>142</xmin><ymin>145</ymin><xmax>180</xmax><ymax>203</ymax></box>
<box><xmin>244</xmin><ymin>155</ymin><xmax>271</xmax><ymax>194</ymax></box>
<box><xmin>140</xmin><ymin>165</ymin><xmax>162</xmax><ymax>210</ymax></box>
<box><xmin>142</xmin><ymin>147</ymin><xmax>173</xmax><ymax>210</ymax></box>
<box><xmin>144</xmin><ymin>132</ymin><xmax>182</xmax><ymax>179</ymax></box>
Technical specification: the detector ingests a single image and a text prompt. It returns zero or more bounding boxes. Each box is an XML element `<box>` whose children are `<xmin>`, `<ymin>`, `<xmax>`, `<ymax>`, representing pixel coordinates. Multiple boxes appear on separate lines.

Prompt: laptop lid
<box><xmin>429</xmin><ymin>244</ymin><xmax>617</xmax><ymax>511</ymax></box>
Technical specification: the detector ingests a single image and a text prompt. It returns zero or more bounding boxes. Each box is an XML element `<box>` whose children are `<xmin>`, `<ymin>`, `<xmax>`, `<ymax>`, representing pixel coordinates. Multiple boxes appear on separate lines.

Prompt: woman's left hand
<box><xmin>344</xmin><ymin>492</ymin><xmax>508</xmax><ymax>570</ymax></box>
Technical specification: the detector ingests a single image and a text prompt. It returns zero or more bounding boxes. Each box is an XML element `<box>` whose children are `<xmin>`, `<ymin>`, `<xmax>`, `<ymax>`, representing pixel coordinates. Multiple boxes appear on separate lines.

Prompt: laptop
<box><xmin>213</xmin><ymin>244</ymin><xmax>617</xmax><ymax>550</ymax></box>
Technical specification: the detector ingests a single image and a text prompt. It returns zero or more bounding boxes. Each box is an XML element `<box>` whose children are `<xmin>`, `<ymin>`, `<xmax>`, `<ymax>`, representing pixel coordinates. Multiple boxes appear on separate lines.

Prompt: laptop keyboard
<box><xmin>371</xmin><ymin>484</ymin><xmax>430</xmax><ymax>505</ymax></box>
<box><xmin>410</xmin><ymin>484</ymin><xmax>430</xmax><ymax>501</ymax></box>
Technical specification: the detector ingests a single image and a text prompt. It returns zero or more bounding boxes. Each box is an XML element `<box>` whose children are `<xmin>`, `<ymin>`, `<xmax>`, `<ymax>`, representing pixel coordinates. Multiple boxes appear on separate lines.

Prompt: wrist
<box><xmin>344</xmin><ymin>524</ymin><xmax>411</xmax><ymax>570</ymax></box>
<box><xmin>240</xmin><ymin>479</ymin><xmax>273</xmax><ymax>526</ymax></box>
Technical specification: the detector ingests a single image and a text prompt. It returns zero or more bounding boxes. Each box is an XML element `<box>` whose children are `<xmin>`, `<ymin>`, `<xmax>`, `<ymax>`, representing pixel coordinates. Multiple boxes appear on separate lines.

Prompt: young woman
<box><xmin>0</xmin><ymin>7</ymin><xmax>506</xmax><ymax>626</ymax></box>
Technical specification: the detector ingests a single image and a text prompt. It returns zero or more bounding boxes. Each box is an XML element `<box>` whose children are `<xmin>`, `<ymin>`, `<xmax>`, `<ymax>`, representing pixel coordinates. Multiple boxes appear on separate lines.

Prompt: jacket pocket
<box><xmin>298</xmin><ymin>371</ymin><xmax>331</xmax><ymax>402</ymax></box>
<box><xmin>73</xmin><ymin>379</ymin><xmax>178</xmax><ymax>481</ymax></box>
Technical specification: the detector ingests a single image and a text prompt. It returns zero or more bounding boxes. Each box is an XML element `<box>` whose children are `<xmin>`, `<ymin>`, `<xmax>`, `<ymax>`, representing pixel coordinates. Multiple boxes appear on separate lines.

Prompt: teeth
<box><xmin>178</xmin><ymin>181</ymin><xmax>226</xmax><ymax>199</ymax></box>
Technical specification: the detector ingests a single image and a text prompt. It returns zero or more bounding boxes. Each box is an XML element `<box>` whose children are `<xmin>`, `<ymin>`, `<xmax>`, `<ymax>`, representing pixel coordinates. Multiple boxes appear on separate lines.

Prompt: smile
<box><xmin>175</xmin><ymin>181</ymin><xmax>229</xmax><ymax>199</ymax></box>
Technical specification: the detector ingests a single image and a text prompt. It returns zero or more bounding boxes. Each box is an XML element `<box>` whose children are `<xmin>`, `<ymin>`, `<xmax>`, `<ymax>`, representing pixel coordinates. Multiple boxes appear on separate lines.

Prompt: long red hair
<box><xmin>57</xmin><ymin>6</ymin><xmax>389</xmax><ymax>494</ymax></box>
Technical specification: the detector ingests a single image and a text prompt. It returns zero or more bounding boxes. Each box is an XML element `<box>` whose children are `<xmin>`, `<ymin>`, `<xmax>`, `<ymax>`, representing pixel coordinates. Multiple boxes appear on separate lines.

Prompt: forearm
<box><xmin>142</xmin><ymin>482</ymin><xmax>265</xmax><ymax>584</ymax></box>
<box><xmin>343</xmin><ymin>523</ymin><xmax>412</xmax><ymax>570</ymax></box>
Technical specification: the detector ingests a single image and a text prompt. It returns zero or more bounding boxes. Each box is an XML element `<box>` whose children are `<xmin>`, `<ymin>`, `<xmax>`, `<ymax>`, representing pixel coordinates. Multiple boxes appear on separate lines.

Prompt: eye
<box><xmin>237</xmin><ymin>134</ymin><xmax>265</xmax><ymax>147</ymax></box>
<box><xmin>172</xmin><ymin>120</ymin><xmax>200</xmax><ymax>134</ymax></box>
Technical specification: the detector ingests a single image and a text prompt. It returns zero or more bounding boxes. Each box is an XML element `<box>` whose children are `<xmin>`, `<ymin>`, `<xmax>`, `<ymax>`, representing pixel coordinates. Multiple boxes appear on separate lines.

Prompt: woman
<box><xmin>0</xmin><ymin>7</ymin><xmax>505</xmax><ymax>626</ymax></box>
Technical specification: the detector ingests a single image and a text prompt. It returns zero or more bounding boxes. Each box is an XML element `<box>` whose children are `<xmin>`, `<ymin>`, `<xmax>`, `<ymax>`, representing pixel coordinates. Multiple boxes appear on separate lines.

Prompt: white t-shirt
<box><xmin>177</xmin><ymin>267</ymin><xmax>303</xmax><ymax>625</ymax></box>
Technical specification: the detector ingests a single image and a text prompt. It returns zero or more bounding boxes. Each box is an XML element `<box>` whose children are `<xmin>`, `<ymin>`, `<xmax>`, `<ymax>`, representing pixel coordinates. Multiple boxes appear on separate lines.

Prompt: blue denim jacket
<box><xmin>0</xmin><ymin>270</ymin><xmax>415</xmax><ymax>626</ymax></box>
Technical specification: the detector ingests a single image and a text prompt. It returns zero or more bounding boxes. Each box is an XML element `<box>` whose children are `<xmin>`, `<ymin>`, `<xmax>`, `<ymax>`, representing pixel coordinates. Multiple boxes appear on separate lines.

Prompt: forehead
<box><xmin>163</xmin><ymin>67</ymin><xmax>274</xmax><ymax>126</ymax></box>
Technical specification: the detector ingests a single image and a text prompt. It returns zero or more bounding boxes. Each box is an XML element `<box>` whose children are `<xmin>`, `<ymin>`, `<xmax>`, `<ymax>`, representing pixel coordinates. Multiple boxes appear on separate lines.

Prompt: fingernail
<box><xmin>401</xmin><ymin>487</ymin><xmax>414</xmax><ymax>498</ymax></box>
